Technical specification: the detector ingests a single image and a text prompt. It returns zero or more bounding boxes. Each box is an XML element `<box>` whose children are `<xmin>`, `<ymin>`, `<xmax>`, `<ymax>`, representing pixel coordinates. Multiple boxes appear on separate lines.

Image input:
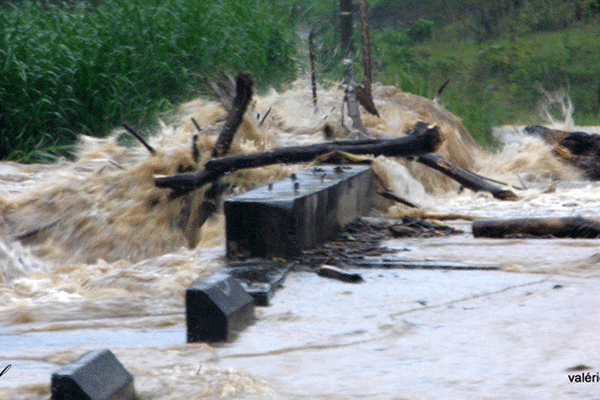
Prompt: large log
<box><xmin>416</xmin><ymin>153</ymin><xmax>518</xmax><ymax>201</ymax></box>
<box><xmin>155</xmin><ymin>123</ymin><xmax>443</xmax><ymax>194</ymax></box>
<box><xmin>473</xmin><ymin>216</ymin><xmax>600</xmax><ymax>238</ymax></box>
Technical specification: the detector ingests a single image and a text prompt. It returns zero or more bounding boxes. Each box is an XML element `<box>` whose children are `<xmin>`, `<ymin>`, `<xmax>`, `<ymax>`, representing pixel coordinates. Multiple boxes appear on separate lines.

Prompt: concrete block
<box><xmin>186</xmin><ymin>273</ymin><xmax>255</xmax><ymax>342</ymax></box>
<box><xmin>225</xmin><ymin>165</ymin><xmax>375</xmax><ymax>259</ymax></box>
<box><xmin>50</xmin><ymin>349</ymin><xmax>135</xmax><ymax>400</ymax></box>
<box><xmin>227</xmin><ymin>260</ymin><xmax>294</xmax><ymax>306</ymax></box>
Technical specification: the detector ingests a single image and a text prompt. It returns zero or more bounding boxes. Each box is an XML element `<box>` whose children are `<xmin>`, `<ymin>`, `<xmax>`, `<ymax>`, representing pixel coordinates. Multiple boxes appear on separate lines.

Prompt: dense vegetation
<box><xmin>0</xmin><ymin>0</ymin><xmax>296</xmax><ymax>161</ymax></box>
<box><xmin>295</xmin><ymin>0</ymin><xmax>600</xmax><ymax>147</ymax></box>
<box><xmin>1</xmin><ymin>0</ymin><xmax>599</xmax><ymax>160</ymax></box>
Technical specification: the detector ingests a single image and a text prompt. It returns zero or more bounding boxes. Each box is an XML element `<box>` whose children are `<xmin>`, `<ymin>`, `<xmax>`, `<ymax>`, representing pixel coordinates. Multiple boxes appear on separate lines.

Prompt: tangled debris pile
<box><xmin>297</xmin><ymin>216</ymin><xmax>462</xmax><ymax>271</ymax></box>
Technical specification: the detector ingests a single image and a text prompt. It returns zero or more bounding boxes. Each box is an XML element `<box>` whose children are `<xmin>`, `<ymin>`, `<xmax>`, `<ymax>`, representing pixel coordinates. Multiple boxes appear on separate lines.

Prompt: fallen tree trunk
<box><xmin>472</xmin><ymin>216</ymin><xmax>600</xmax><ymax>238</ymax></box>
<box><xmin>155</xmin><ymin>122</ymin><xmax>443</xmax><ymax>194</ymax></box>
<box><xmin>416</xmin><ymin>153</ymin><xmax>518</xmax><ymax>201</ymax></box>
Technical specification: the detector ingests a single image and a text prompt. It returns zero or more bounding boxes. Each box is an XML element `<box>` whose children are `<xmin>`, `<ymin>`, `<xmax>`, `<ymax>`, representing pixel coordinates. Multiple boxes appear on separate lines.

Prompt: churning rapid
<box><xmin>1</xmin><ymin>81</ymin><xmax>600</xmax><ymax>399</ymax></box>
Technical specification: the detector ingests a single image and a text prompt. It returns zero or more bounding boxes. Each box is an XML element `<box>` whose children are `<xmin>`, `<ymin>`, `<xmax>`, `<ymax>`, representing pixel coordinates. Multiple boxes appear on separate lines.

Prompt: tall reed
<box><xmin>0</xmin><ymin>0</ymin><xmax>296</xmax><ymax>161</ymax></box>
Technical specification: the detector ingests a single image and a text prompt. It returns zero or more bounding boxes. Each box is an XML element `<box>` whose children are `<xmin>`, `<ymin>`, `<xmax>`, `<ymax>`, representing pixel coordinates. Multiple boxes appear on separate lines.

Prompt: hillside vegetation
<box><xmin>1</xmin><ymin>0</ymin><xmax>599</xmax><ymax>160</ymax></box>
<box><xmin>296</xmin><ymin>0</ymin><xmax>600</xmax><ymax>146</ymax></box>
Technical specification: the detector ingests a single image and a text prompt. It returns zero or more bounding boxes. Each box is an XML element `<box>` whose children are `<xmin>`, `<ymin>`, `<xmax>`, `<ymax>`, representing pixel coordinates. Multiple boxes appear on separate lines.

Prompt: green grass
<box><xmin>3</xmin><ymin>0</ymin><xmax>599</xmax><ymax>160</ymax></box>
<box><xmin>293</xmin><ymin>1</ymin><xmax>600</xmax><ymax>147</ymax></box>
<box><xmin>0</xmin><ymin>0</ymin><xmax>296</xmax><ymax>162</ymax></box>
<box><xmin>413</xmin><ymin>23</ymin><xmax>600</xmax><ymax>143</ymax></box>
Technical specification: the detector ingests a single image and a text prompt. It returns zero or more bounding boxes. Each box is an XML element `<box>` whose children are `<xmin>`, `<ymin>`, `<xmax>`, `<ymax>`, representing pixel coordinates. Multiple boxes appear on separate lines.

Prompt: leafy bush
<box><xmin>408</xmin><ymin>19</ymin><xmax>434</xmax><ymax>43</ymax></box>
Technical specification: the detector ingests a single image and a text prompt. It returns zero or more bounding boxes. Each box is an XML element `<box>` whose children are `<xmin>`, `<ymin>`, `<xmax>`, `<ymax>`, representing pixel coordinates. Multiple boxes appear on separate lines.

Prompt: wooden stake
<box><xmin>358</xmin><ymin>0</ymin><xmax>373</xmax><ymax>98</ymax></box>
<box><xmin>309</xmin><ymin>29</ymin><xmax>318</xmax><ymax>109</ymax></box>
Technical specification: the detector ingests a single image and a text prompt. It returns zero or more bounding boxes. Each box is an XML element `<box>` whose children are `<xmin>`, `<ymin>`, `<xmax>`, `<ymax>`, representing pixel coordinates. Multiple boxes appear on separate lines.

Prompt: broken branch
<box><xmin>211</xmin><ymin>72</ymin><xmax>253</xmax><ymax>158</ymax></box>
<box><xmin>416</xmin><ymin>153</ymin><xmax>518</xmax><ymax>201</ymax></box>
<box><xmin>377</xmin><ymin>190</ymin><xmax>419</xmax><ymax>209</ymax></box>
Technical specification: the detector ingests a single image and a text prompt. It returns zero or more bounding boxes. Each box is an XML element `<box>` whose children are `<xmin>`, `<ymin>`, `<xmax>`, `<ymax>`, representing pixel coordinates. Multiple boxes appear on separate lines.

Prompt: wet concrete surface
<box><xmin>3</xmin><ymin>267</ymin><xmax>598</xmax><ymax>399</ymax></box>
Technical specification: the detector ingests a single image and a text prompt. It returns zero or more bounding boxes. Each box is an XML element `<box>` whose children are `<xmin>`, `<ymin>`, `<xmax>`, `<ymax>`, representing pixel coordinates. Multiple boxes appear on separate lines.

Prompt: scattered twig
<box><xmin>14</xmin><ymin>219</ymin><xmax>61</xmax><ymax>241</ymax></box>
<box><xmin>192</xmin><ymin>134</ymin><xmax>200</xmax><ymax>164</ymax></box>
<box><xmin>317</xmin><ymin>264</ymin><xmax>363</xmax><ymax>283</ymax></box>
<box><xmin>377</xmin><ymin>190</ymin><xmax>420</xmax><ymax>209</ymax></box>
<box><xmin>122</xmin><ymin>123</ymin><xmax>156</xmax><ymax>155</ymax></box>
<box><xmin>108</xmin><ymin>160</ymin><xmax>125</xmax><ymax>170</ymax></box>
<box><xmin>516</xmin><ymin>173</ymin><xmax>527</xmax><ymax>190</ymax></box>
<box><xmin>191</xmin><ymin>117</ymin><xmax>202</xmax><ymax>132</ymax></box>
<box><xmin>259</xmin><ymin>106</ymin><xmax>272</xmax><ymax>127</ymax></box>
<box><xmin>433</xmin><ymin>79</ymin><xmax>450</xmax><ymax>103</ymax></box>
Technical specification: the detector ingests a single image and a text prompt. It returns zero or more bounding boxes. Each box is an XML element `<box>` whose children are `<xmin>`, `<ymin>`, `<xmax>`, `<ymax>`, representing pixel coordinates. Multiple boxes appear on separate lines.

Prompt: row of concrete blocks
<box><xmin>37</xmin><ymin>165</ymin><xmax>375</xmax><ymax>400</ymax></box>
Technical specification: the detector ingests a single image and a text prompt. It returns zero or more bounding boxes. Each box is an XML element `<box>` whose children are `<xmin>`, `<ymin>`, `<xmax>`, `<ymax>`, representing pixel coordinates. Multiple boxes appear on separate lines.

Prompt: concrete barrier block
<box><xmin>186</xmin><ymin>273</ymin><xmax>255</xmax><ymax>342</ymax></box>
<box><xmin>225</xmin><ymin>165</ymin><xmax>375</xmax><ymax>259</ymax></box>
<box><xmin>227</xmin><ymin>260</ymin><xmax>294</xmax><ymax>306</ymax></box>
<box><xmin>51</xmin><ymin>349</ymin><xmax>135</xmax><ymax>400</ymax></box>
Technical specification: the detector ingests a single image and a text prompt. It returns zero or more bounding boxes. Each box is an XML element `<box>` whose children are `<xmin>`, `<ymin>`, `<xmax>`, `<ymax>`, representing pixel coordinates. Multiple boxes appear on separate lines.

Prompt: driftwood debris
<box><xmin>198</xmin><ymin>72</ymin><xmax>253</xmax><ymax>220</ymax></box>
<box><xmin>122</xmin><ymin>123</ymin><xmax>156</xmax><ymax>155</ymax></box>
<box><xmin>473</xmin><ymin>216</ymin><xmax>600</xmax><ymax>238</ymax></box>
<box><xmin>416</xmin><ymin>153</ymin><xmax>518</xmax><ymax>201</ymax></box>
<box><xmin>177</xmin><ymin>72</ymin><xmax>253</xmax><ymax>247</ymax></box>
<box><xmin>524</xmin><ymin>125</ymin><xmax>600</xmax><ymax>179</ymax></box>
<box><xmin>155</xmin><ymin>122</ymin><xmax>443</xmax><ymax>194</ymax></box>
<box><xmin>211</xmin><ymin>72</ymin><xmax>253</xmax><ymax>158</ymax></box>
<box><xmin>377</xmin><ymin>189</ymin><xmax>420</xmax><ymax>209</ymax></box>
<box><xmin>317</xmin><ymin>264</ymin><xmax>364</xmax><ymax>283</ymax></box>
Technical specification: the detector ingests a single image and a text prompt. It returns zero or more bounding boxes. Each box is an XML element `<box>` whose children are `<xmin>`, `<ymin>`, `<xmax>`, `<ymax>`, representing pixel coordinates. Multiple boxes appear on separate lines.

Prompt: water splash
<box><xmin>536</xmin><ymin>84</ymin><xmax>575</xmax><ymax>131</ymax></box>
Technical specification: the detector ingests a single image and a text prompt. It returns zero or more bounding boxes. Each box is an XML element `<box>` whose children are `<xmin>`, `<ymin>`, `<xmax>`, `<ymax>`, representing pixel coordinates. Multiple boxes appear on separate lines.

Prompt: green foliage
<box><xmin>408</xmin><ymin>19</ymin><xmax>434</xmax><ymax>43</ymax></box>
<box><xmin>0</xmin><ymin>0</ymin><xmax>296</xmax><ymax>161</ymax></box>
<box><xmin>416</xmin><ymin>24</ymin><xmax>600</xmax><ymax>145</ymax></box>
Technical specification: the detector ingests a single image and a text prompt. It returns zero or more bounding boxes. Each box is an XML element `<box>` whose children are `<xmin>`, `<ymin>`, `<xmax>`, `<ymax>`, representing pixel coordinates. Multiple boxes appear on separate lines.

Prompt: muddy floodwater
<box><xmin>1</xmin><ymin>83</ymin><xmax>600</xmax><ymax>399</ymax></box>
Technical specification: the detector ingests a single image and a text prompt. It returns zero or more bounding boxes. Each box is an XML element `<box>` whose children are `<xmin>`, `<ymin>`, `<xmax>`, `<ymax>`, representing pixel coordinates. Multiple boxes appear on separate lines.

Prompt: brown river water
<box><xmin>1</xmin><ymin>82</ymin><xmax>600</xmax><ymax>399</ymax></box>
